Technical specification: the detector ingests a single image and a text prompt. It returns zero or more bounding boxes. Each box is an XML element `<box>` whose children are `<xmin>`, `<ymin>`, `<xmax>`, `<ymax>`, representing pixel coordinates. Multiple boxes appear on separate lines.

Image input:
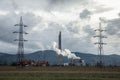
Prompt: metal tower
<box><xmin>13</xmin><ymin>16</ymin><xmax>28</xmax><ymax>65</ymax></box>
<box><xmin>58</xmin><ymin>31</ymin><xmax>62</xmax><ymax>65</ymax></box>
<box><xmin>94</xmin><ymin>18</ymin><xmax>107</xmax><ymax>66</ymax></box>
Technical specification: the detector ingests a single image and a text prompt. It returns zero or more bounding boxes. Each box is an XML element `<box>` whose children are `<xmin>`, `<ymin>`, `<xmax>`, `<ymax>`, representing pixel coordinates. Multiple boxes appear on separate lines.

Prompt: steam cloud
<box><xmin>53</xmin><ymin>42</ymin><xmax>80</xmax><ymax>59</ymax></box>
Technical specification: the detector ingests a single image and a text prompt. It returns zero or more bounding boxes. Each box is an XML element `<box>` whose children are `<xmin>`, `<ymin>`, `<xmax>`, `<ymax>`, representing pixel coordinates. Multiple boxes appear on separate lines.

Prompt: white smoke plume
<box><xmin>53</xmin><ymin>42</ymin><xmax>80</xmax><ymax>59</ymax></box>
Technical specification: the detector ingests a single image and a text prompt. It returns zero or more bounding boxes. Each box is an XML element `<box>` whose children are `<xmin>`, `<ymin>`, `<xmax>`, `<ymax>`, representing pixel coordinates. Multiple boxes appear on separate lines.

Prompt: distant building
<box><xmin>70</xmin><ymin>59</ymin><xmax>85</xmax><ymax>66</ymax></box>
<box><xmin>63</xmin><ymin>63</ymin><xmax>69</xmax><ymax>66</ymax></box>
<box><xmin>17</xmin><ymin>59</ymin><xmax>35</xmax><ymax>66</ymax></box>
<box><xmin>36</xmin><ymin>60</ymin><xmax>49</xmax><ymax>66</ymax></box>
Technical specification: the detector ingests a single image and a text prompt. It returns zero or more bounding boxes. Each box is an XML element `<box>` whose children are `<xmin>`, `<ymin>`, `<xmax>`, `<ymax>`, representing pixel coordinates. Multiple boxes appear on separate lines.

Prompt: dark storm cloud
<box><xmin>48</xmin><ymin>0</ymin><xmax>88</xmax><ymax>10</ymax></box>
<box><xmin>80</xmin><ymin>9</ymin><xmax>91</xmax><ymax>19</ymax></box>
<box><xmin>0</xmin><ymin>12</ymin><xmax>41</xmax><ymax>44</ymax></box>
<box><xmin>65</xmin><ymin>21</ymin><xmax>80</xmax><ymax>34</ymax></box>
<box><xmin>0</xmin><ymin>0</ymin><xmax>89</xmax><ymax>12</ymax></box>
<box><xmin>0</xmin><ymin>13</ymin><xmax>17</xmax><ymax>43</ymax></box>
<box><xmin>62</xmin><ymin>31</ymin><xmax>95</xmax><ymax>53</ymax></box>
<box><xmin>83</xmin><ymin>25</ymin><xmax>95</xmax><ymax>36</ymax></box>
<box><xmin>106</xmin><ymin>18</ymin><xmax>120</xmax><ymax>36</ymax></box>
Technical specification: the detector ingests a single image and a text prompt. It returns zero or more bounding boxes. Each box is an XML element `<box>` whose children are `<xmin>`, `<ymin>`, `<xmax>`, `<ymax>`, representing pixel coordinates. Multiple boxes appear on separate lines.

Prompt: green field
<box><xmin>0</xmin><ymin>66</ymin><xmax>120</xmax><ymax>80</ymax></box>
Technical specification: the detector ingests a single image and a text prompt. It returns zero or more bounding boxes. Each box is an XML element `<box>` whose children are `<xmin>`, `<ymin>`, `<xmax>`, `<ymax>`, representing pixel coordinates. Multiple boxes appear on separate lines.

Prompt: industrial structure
<box><xmin>94</xmin><ymin>18</ymin><xmax>107</xmax><ymax>66</ymax></box>
<box><xmin>13</xmin><ymin>16</ymin><xmax>28</xmax><ymax>66</ymax></box>
<box><xmin>58</xmin><ymin>31</ymin><xmax>62</xmax><ymax>65</ymax></box>
<box><xmin>36</xmin><ymin>51</ymin><xmax>49</xmax><ymax>66</ymax></box>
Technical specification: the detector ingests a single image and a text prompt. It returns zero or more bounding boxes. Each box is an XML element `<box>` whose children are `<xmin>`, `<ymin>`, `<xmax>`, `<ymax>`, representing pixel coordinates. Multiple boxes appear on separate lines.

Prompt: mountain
<box><xmin>0</xmin><ymin>50</ymin><xmax>120</xmax><ymax>66</ymax></box>
<box><xmin>74</xmin><ymin>52</ymin><xmax>120</xmax><ymax>66</ymax></box>
<box><xmin>0</xmin><ymin>52</ymin><xmax>16</xmax><ymax>65</ymax></box>
<box><xmin>0</xmin><ymin>50</ymin><xmax>69</xmax><ymax>65</ymax></box>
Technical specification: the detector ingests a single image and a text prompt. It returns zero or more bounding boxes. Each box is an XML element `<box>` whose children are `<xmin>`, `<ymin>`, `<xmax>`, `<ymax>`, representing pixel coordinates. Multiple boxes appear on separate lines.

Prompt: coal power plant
<box><xmin>12</xmin><ymin>17</ymin><xmax>85</xmax><ymax>67</ymax></box>
<box><xmin>1</xmin><ymin>1</ymin><xmax>120</xmax><ymax>80</ymax></box>
<box><xmin>0</xmin><ymin>17</ymin><xmax>120</xmax><ymax>67</ymax></box>
<box><xmin>0</xmin><ymin>17</ymin><xmax>119</xmax><ymax>67</ymax></box>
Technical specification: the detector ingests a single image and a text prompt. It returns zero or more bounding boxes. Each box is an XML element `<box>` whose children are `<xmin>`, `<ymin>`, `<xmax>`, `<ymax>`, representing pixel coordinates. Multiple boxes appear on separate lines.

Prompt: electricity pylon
<box><xmin>13</xmin><ymin>16</ymin><xmax>28</xmax><ymax>66</ymax></box>
<box><xmin>94</xmin><ymin>18</ymin><xmax>107</xmax><ymax>67</ymax></box>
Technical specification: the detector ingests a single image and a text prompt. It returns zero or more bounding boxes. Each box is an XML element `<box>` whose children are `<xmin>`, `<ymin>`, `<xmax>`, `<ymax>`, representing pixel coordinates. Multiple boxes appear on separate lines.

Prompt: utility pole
<box><xmin>94</xmin><ymin>18</ymin><xmax>107</xmax><ymax>67</ymax></box>
<box><xmin>13</xmin><ymin>16</ymin><xmax>28</xmax><ymax>66</ymax></box>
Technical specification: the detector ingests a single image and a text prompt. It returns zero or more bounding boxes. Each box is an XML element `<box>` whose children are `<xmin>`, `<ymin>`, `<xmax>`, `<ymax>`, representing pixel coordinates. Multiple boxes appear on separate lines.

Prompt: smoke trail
<box><xmin>53</xmin><ymin>42</ymin><xmax>80</xmax><ymax>59</ymax></box>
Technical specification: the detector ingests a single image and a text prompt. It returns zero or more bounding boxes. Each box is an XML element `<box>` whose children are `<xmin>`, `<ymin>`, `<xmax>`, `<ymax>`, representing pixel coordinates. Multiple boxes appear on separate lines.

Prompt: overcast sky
<box><xmin>0</xmin><ymin>0</ymin><xmax>120</xmax><ymax>55</ymax></box>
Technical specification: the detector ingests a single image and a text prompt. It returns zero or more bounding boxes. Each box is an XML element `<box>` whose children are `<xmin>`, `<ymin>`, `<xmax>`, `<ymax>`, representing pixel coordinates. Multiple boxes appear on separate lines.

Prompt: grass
<box><xmin>0</xmin><ymin>66</ymin><xmax>120</xmax><ymax>80</ymax></box>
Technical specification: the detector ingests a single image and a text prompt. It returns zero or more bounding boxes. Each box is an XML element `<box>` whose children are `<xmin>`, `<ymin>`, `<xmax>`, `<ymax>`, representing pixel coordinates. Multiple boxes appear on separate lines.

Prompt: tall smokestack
<box><xmin>58</xmin><ymin>31</ymin><xmax>62</xmax><ymax>50</ymax></box>
<box><xmin>58</xmin><ymin>31</ymin><xmax>62</xmax><ymax>65</ymax></box>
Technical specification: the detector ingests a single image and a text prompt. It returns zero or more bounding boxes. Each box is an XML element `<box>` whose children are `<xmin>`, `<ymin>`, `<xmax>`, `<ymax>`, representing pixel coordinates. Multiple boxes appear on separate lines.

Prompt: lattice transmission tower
<box><xmin>13</xmin><ymin>16</ymin><xmax>28</xmax><ymax>65</ymax></box>
<box><xmin>94</xmin><ymin>18</ymin><xmax>107</xmax><ymax>66</ymax></box>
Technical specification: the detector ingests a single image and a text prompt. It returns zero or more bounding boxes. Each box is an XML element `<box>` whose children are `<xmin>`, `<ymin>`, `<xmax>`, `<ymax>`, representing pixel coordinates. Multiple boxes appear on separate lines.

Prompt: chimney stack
<box><xmin>58</xmin><ymin>31</ymin><xmax>62</xmax><ymax>65</ymax></box>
